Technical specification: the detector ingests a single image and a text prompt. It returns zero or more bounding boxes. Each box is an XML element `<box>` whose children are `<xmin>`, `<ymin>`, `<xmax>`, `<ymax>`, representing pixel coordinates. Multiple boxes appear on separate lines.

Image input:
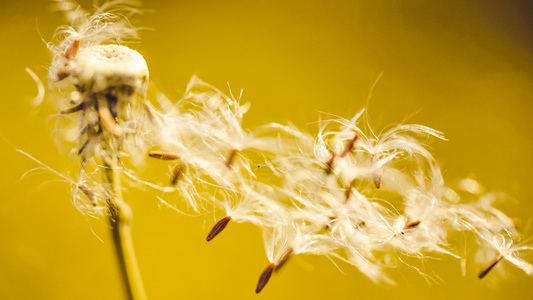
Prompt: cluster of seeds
<box><xmin>142</xmin><ymin>77</ymin><xmax>532</xmax><ymax>292</ymax></box>
<box><xmin>41</xmin><ymin>0</ymin><xmax>532</xmax><ymax>295</ymax></box>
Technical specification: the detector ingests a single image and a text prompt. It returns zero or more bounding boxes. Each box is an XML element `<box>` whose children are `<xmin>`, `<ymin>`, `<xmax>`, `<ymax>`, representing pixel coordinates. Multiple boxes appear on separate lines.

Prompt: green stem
<box><xmin>106</xmin><ymin>153</ymin><xmax>147</xmax><ymax>300</ymax></box>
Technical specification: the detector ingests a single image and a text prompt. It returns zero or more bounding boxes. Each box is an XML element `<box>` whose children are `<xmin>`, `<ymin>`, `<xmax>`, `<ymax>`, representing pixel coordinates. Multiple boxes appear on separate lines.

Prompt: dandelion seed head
<box><xmin>71</xmin><ymin>44</ymin><xmax>148</xmax><ymax>93</ymax></box>
<box><xmin>29</xmin><ymin>1</ymin><xmax>533</xmax><ymax>291</ymax></box>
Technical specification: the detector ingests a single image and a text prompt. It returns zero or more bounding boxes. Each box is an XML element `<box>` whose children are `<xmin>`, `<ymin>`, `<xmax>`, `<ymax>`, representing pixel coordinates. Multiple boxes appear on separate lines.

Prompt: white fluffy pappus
<box><xmin>27</xmin><ymin>0</ymin><xmax>533</xmax><ymax>295</ymax></box>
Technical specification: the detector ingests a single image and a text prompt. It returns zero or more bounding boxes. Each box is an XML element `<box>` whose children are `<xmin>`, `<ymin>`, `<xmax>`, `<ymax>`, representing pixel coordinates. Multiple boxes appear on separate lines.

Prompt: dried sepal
<box><xmin>60</xmin><ymin>102</ymin><xmax>87</xmax><ymax>114</ymax></box>
<box><xmin>97</xmin><ymin>94</ymin><xmax>123</xmax><ymax>136</ymax></box>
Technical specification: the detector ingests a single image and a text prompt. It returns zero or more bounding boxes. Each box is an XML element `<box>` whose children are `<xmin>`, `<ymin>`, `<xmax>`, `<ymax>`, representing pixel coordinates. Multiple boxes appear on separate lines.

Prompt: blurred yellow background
<box><xmin>1</xmin><ymin>0</ymin><xmax>532</xmax><ymax>299</ymax></box>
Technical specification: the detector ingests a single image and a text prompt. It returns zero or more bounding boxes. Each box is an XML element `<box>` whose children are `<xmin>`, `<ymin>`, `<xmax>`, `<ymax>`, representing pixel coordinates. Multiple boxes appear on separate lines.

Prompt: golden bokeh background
<box><xmin>1</xmin><ymin>0</ymin><xmax>532</xmax><ymax>299</ymax></box>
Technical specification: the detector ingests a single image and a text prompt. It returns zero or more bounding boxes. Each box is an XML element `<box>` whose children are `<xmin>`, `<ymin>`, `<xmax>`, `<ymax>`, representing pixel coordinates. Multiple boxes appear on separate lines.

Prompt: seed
<box><xmin>372</xmin><ymin>154</ymin><xmax>382</xmax><ymax>188</ymax></box>
<box><xmin>172</xmin><ymin>163</ymin><xmax>186</xmax><ymax>184</ymax></box>
<box><xmin>56</xmin><ymin>68</ymin><xmax>72</xmax><ymax>81</ymax></box>
<box><xmin>144</xmin><ymin>101</ymin><xmax>165</xmax><ymax>129</ymax></box>
<box><xmin>339</xmin><ymin>134</ymin><xmax>359</xmax><ymax>158</ymax></box>
<box><xmin>404</xmin><ymin>220</ymin><xmax>421</xmax><ymax>230</ymax></box>
<box><xmin>148</xmin><ymin>151</ymin><xmax>179</xmax><ymax>160</ymax></box>
<box><xmin>206</xmin><ymin>216</ymin><xmax>231</xmax><ymax>242</ymax></box>
<box><xmin>78</xmin><ymin>184</ymin><xmax>97</xmax><ymax>206</ymax></box>
<box><xmin>64</xmin><ymin>39</ymin><xmax>81</xmax><ymax>62</ymax></box>
<box><xmin>225</xmin><ymin>149</ymin><xmax>238</xmax><ymax>169</ymax></box>
<box><xmin>256</xmin><ymin>263</ymin><xmax>275</xmax><ymax>293</ymax></box>
<box><xmin>345</xmin><ymin>179</ymin><xmax>356</xmax><ymax>203</ymax></box>
<box><xmin>325</xmin><ymin>152</ymin><xmax>336</xmax><ymax>174</ymax></box>
<box><xmin>478</xmin><ymin>253</ymin><xmax>504</xmax><ymax>279</ymax></box>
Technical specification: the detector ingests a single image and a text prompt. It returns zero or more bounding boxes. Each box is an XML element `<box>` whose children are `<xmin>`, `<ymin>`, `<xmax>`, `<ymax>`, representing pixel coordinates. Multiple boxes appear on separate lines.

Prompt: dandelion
<box><xmin>16</xmin><ymin>149</ymin><xmax>109</xmax><ymax>216</ymax></box>
<box><xmin>38</xmin><ymin>1</ymin><xmax>150</xmax><ymax>299</ymax></box>
<box><xmin>206</xmin><ymin>183</ymin><xmax>284</xmax><ymax>241</ymax></box>
<box><xmin>26</xmin><ymin>0</ymin><xmax>533</xmax><ymax>298</ymax></box>
<box><xmin>477</xmin><ymin>233</ymin><xmax>533</xmax><ymax>278</ymax></box>
<box><xmin>256</xmin><ymin>220</ymin><xmax>341</xmax><ymax>293</ymax></box>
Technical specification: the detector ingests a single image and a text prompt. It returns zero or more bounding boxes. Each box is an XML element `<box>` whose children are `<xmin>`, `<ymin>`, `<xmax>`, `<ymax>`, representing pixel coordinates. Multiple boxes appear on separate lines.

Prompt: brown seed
<box><xmin>144</xmin><ymin>101</ymin><xmax>165</xmax><ymax>129</ymax></box>
<box><xmin>78</xmin><ymin>184</ymin><xmax>97</xmax><ymax>206</ymax></box>
<box><xmin>325</xmin><ymin>152</ymin><xmax>336</xmax><ymax>175</ymax></box>
<box><xmin>206</xmin><ymin>216</ymin><xmax>231</xmax><ymax>242</ymax></box>
<box><xmin>372</xmin><ymin>154</ymin><xmax>382</xmax><ymax>188</ymax></box>
<box><xmin>225</xmin><ymin>149</ymin><xmax>238</xmax><ymax>169</ymax></box>
<box><xmin>323</xmin><ymin>215</ymin><xmax>337</xmax><ymax>231</ymax></box>
<box><xmin>172</xmin><ymin>163</ymin><xmax>186</xmax><ymax>184</ymax></box>
<box><xmin>478</xmin><ymin>253</ymin><xmax>504</xmax><ymax>279</ymax></box>
<box><xmin>64</xmin><ymin>39</ymin><xmax>81</xmax><ymax>61</ymax></box>
<box><xmin>339</xmin><ymin>134</ymin><xmax>359</xmax><ymax>158</ymax></box>
<box><xmin>345</xmin><ymin>179</ymin><xmax>356</xmax><ymax>203</ymax></box>
<box><xmin>148</xmin><ymin>151</ymin><xmax>180</xmax><ymax>160</ymax></box>
<box><xmin>356</xmin><ymin>220</ymin><xmax>366</xmax><ymax>229</ymax></box>
<box><xmin>256</xmin><ymin>263</ymin><xmax>275</xmax><ymax>294</ymax></box>
<box><xmin>55</xmin><ymin>68</ymin><xmax>72</xmax><ymax>81</ymax></box>
<box><xmin>404</xmin><ymin>220</ymin><xmax>421</xmax><ymax>230</ymax></box>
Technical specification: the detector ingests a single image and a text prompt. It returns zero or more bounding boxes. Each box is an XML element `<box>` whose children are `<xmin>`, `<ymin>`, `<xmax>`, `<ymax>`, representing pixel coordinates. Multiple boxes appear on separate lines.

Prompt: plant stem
<box><xmin>106</xmin><ymin>152</ymin><xmax>147</xmax><ymax>300</ymax></box>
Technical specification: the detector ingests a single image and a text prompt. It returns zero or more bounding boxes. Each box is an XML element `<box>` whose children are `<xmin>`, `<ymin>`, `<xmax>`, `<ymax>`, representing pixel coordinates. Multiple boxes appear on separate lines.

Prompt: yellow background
<box><xmin>1</xmin><ymin>0</ymin><xmax>532</xmax><ymax>299</ymax></box>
